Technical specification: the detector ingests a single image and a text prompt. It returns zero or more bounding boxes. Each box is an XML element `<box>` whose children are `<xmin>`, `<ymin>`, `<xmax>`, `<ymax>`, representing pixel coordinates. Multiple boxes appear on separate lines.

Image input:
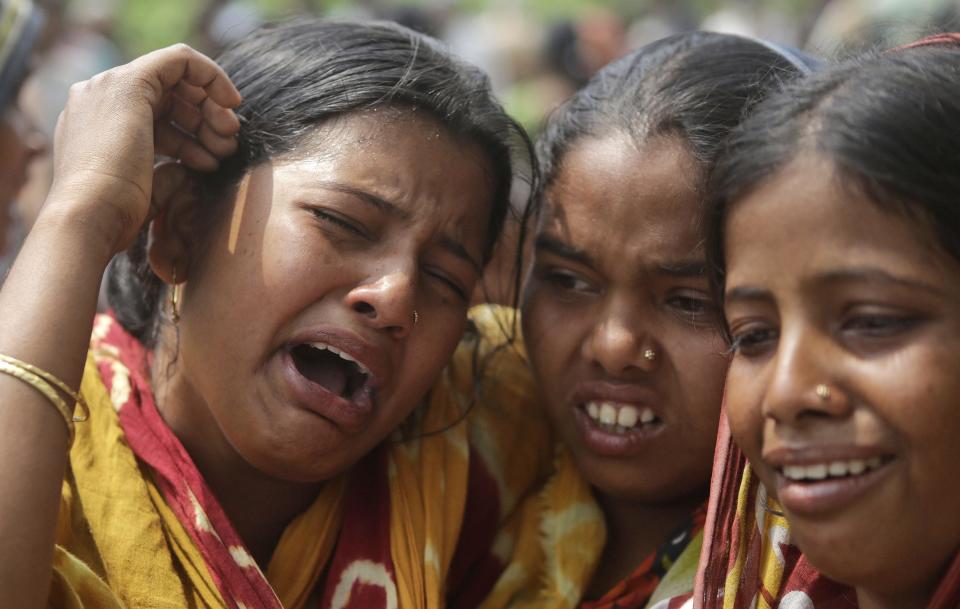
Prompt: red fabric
<box><xmin>445</xmin><ymin>450</ymin><xmax>508</xmax><ymax>609</ymax></box>
<box><xmin>94</xmin><ymin>314</ymin><xmax>510</xmax><ymax>608</ymax></box>
<box><xmin>581</xmin><ymin>506</ymin><xmax>707</xmax><ymax>609</ymax></box>
<box><xmin>98</xmin><ymin>318</ymin><xmax>285</xmax><ymax>609</ymax></box>
<box><xmin>890</xmin><ymin>33</ymin><xmax>960</xmax><ymax>52</ymax></box>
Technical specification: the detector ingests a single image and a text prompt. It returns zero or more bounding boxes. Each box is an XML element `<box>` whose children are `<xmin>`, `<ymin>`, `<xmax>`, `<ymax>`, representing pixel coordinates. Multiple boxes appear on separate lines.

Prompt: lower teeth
<box><xmin>595</xmin><ymin>421</ymin><xmax>657</xmax><ymax>434</ymax></box>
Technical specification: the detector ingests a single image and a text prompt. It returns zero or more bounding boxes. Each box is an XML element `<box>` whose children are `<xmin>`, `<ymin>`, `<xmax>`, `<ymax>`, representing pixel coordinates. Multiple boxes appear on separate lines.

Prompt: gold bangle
<box><xmin>0</xmin><ymin>354</ymin><xmax>88</xmax><ymax>422</ymax></box>
<box><xmin>0</xmin><ymin>359</ymin><xmax>75</xmax><ymax>445</ymax></box>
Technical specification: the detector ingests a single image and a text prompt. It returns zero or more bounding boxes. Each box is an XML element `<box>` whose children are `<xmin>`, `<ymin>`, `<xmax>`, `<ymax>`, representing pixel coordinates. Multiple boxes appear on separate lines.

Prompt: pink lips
<box><xmin>572</xmin><ymin>407</ymin><xmax>666</xmax><ymax>457</ymax></box>
<box><xmin>280</xmin><ymin>326</ymin><xmax>387</xmax><ymax>433</ymax></box>
<box><xmin>764</xmin><ymin>446</ymin><xmax>896</xmax><ymax>517</ymax></box>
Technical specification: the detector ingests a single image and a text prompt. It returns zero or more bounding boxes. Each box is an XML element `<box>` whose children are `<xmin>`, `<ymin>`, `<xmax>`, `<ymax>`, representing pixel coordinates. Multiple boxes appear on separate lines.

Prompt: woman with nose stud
<box><xmin>478</xmin><ymin>32</ymin><xmax>818</xmax><ymax>609</ymax></box>
<box><xmin>0</xmin><ymin>17</ymin><xmax>555</xmax><ymax>609</ymax></box>
<box><xmin>695</xmin><ymin>34</ymin><xmax>960</xmax><ymax>609</ymax></box>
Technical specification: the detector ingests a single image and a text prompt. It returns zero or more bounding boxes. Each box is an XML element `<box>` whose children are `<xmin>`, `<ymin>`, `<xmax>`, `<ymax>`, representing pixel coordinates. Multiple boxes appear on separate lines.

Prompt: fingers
<box><xmin>132</xmin><ymin>43</ymin><xmax>242</xmax><ymax>110</ymax></box>
<box><xmin>201</xmin><ymin>96</ymin><xmax>241</xmax><ymax>136</ymax></box>
<box><xmin>164</xmin><ymin>94</ymin><xmax>239</xmax><ymax>159</ymax></box>
<box><xmin>171</xmin><ymin>81</ymin><xmax>241</xmax><ymax>135</ymax></box>
<box><xmin>155</xmin><ymin>122</ymin><xmax>221</xmax><ymax>172</ymax></box>
<box><xmin>127</xmin><ymin>44</ymin><xmax>242</xmax><ymax>170</ymax></box>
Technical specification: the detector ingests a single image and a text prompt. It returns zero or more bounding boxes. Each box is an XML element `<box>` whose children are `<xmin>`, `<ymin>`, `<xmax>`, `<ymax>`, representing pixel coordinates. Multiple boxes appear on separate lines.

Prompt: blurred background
<box><xmin>7</xmin><ymin>0</ymin><xmax>960</xmax><ymax>275</ymax></box>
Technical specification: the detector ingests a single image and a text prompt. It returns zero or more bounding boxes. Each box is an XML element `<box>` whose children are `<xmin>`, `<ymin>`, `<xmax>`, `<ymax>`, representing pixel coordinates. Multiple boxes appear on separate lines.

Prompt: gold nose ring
<box><xmin>643</xmin><ymin>349</ymin><xmax>656</xmax><ymax>362</ymax></box>
<box><xmin>815</xmin><ymin>384</ymin><xmax>831</xmax><ymax>401</ymax></box>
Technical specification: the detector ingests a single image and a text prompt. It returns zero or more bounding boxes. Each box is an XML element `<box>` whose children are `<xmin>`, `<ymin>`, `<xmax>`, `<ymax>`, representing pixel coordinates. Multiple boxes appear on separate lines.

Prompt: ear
<box><xmin>147</xmin><ymin>162</ymin><xmax>204</xmax><ymax>285</ymax></box>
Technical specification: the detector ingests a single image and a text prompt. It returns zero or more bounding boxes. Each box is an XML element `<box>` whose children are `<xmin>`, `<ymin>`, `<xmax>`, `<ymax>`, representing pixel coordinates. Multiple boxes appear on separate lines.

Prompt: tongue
<box><xmin>294</xmin><ymin>348</ymin><xmax>349</xmax><ymax>396</ymax></box>
<box><xmin>302</xmin><ymin>361</ymin><xmax>347</xmax><ymax>396</ymax></box>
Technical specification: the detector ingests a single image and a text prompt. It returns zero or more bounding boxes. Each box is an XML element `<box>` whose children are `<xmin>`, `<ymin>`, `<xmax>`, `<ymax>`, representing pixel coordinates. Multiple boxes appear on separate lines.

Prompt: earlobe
<box><xmin>147</xmin><ymin>162</ymin><xmax>200</xmax><ymax>284</ymax></box>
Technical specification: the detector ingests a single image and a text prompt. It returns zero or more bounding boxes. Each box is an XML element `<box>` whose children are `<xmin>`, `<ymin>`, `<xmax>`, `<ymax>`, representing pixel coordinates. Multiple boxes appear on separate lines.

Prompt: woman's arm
<box><xmin>0</xmin><ymin>44</ymin><xmax>240</xmax><ymax>609</ymax></box>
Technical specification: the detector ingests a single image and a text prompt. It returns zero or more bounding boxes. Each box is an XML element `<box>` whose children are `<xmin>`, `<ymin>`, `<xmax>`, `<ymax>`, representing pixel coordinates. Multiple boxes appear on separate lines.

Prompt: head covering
<box><xmin>0</xmin><ymin>0</ymin><xmax>44</xmax><ymax>112</ymax></box>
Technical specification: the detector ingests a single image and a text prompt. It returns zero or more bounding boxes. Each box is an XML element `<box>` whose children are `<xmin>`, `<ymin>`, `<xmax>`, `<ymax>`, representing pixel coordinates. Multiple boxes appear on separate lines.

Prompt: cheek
<box><xmin>423</xmin><ymin>313</ymin><xmax>467</xmax><ymax>364</ymax></box>
<box><xmin>668</xmin><ymin>330</ymin><xmax>728</xmax><ymax>449</ymax></box>
<box><xmin>724</xmin><ymin>361</ymin><xmax>766</xmax><ymax>461</ymax></box>
<box><xmin>521</xmin><ymin>284</ymin><xmax>584</xmax><ymax>393</ymax></box>
<box><xmin>670</xmin><ymin>327</ymin><xmax>728</xmax><ymax>396</ymax></box>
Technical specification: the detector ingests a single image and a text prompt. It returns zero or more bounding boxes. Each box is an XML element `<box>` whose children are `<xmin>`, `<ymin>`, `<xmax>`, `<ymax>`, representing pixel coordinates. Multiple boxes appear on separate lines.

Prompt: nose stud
<box><xmin>643</xmin><ymin>349</ymin><xmax>657</xmax><ymax>362</ymax></box>
<box><xmin>815</xmin><ymin>383</ymin><xmax>831</xmax><ymax>401</ymax></box>
<box><xmin>413</xmin><ymin>309</ymin><xmax>419</xmax><ymax>326</ymax></box>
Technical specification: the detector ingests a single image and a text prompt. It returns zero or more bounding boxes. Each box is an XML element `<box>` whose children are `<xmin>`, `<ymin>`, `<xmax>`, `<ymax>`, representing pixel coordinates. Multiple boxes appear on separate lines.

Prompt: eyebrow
<box><xmin>725</xmin><ymin>267</ymin><xmax>945</xmax><ymax>304</ymax></box>
<box><xmin>535</xmin><ymin>235</ymin><xmax>707</xmax><ymax>277</ymax></box>
<box><xmin>316</xmin><ymin>181</ymin><xmax>410</xmax><ymax>220</ymax></box>
<box><xmin>817</xmin><ymin>267</ymin><xmax>945</xmax><ymax>295</ymax></box>
<box><xmin>439</xmin><ymin>235</ymin><xmax>482</xmax><ymax>272</ymax></box>
<box><xmin>655</xmin><ymin>260</ymin><xmax>707</xmax><ymax>277</ymax></box>
<box><xmin>724</xmin><ymin>285</ymin><xmax>771</xmax><ymax>304</ymax></box>
<box><xmin>535</xmin><ymin>235</ymin><xmax>593</xmax><ymax>267</ymax></box>
<box><xmin>317</xmin><ymin>181</ymin><xmax>481</xmax><ymax>270</ymax></box>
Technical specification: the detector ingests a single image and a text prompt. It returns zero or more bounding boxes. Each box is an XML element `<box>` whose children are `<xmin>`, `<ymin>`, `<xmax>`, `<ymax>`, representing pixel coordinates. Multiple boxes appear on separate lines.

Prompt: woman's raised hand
<box><xmin>46</xmin><ymin>44</ymin><xmax>241</xmax><ymax>258</ymax></box>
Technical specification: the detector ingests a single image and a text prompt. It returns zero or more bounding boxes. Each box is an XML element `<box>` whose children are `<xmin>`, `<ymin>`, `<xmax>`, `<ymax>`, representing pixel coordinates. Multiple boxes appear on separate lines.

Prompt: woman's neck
<box><xmin>584</xmin><ymin>488</ymin><xmax>706</xmax><ymax>601</ymax></box>
<box><xmin>856</xmin><ymin>580</ymin><xmax>938</xmax><ymax>609</ymax></box>
<box><xmin>152</xmin><ymin>348</ymin><xmax>323</xmax><ymax>567</ymax></box>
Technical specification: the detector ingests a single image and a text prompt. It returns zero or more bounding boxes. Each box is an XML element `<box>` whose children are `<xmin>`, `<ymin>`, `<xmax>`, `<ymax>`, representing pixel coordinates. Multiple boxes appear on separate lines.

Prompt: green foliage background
<box><xmin>112</xmin><ymin>0</ymin><xmax>819</xmax><ymax>57</ymax></box>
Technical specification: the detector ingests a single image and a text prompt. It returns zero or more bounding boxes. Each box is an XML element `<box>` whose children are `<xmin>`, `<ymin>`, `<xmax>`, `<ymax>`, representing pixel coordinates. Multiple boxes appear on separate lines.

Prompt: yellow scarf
<box><xmin>49</xmin><ymin>305</ymin><xmax>553</xmax><ymax>609</ymax></box>
<box><xmin>480</xmin><ymin>445</ymin><xmax>703</xmax><ymax>609</ymax></box>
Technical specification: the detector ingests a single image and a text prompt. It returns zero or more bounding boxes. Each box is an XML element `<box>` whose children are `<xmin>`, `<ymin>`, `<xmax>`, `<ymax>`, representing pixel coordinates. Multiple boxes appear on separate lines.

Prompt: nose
<box><xmin>762</xmin><ymin>327</ymin><xmax>852</xmax><ymax>424</ymax></box>
<box><xmin>582</xmin><ymin>299</ymin><xmax>656</xmax><ymax>377</ymax></box>
<box><xmin>345</xmin><ymin>265</ymin><xmax>417</xmax><ymax>339</ymax></box>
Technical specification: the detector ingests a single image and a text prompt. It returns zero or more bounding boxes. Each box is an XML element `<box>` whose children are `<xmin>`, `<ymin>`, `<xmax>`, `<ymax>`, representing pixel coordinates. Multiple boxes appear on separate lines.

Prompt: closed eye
<box><xmin>309</xmin><ymin>207</ymin><xmax>370</xmax><ymax>240</ymax></box>
<box><xmin>423</xmin><ymin>265</ymin><xmax>469</xmax><ymax>302</ymax></box>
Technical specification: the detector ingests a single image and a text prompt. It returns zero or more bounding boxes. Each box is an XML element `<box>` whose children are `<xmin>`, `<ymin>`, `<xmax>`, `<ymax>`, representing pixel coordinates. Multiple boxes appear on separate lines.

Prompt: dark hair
<box><xmin>107</xmin><ymin>18</ymin><xmax>535</xmax><ymax>347</ymax></box>
<box><xmin>536</xmin><ymin>31</ymin><xmax>819</xmax><ymax>202</ymax></box>
<box><xmin>706</xmin><ymin>42</ymin><xmax>960</xmax><ymax>331</ymax></box>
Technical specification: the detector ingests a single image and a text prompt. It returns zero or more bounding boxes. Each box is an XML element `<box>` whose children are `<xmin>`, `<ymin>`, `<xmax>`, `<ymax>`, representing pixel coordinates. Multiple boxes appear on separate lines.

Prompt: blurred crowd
<box><xmin>5</xmin><ymin>0</ymin><xmax>960</xmax><ymax>276</ymax></box>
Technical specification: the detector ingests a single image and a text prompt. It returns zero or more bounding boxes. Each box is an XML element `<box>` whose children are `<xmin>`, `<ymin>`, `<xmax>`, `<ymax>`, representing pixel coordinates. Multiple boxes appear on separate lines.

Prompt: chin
<box><xmin>257</xmin><ymin>452</ymin><xmax>354</xmax><ymax>484</ymax></box>
<box><xmin>239</xmin><ymin>432</ymin><xmax>364</xmax><ymax>484</ymax></box>
<box><xmin>582</xmin><ymin>461</ymin><xmax>706</xmax><ymax>505</ymax></box>
<box><xmin>788</xmin><ymin>516</ymin><xmax>904</xmax><ymax>594</ymax></box>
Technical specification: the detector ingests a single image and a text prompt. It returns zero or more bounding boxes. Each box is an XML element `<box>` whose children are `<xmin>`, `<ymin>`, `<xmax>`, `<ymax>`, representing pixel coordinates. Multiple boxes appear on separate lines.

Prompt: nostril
<box><xmin>353</xmin><ymin>301</ymin><xmax>376</xmax><ymax>318</ymax></box>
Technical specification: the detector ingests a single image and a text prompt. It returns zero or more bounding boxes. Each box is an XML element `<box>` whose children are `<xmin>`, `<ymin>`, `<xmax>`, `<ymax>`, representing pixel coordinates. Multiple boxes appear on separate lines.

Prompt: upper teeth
<box><xmin>306</xmin><ymin>343</ymin><xmax>370</xmax><ymax>376</ymax></box>
<box><xmin>781</xmin><ymin>457</ymin><xmax>884</xmax><ymax>481</ymax></box>
<box><xmin>584</xmin><ymin>401</ymin><xmax>658</xmax><ymax>432</ymax></box>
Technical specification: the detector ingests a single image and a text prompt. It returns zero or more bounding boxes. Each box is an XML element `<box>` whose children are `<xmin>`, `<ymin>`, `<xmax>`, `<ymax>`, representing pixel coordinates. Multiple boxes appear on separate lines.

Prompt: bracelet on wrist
<box><xmin>0</xmin><ymin>354</ymin><xmax>90</xmax><ymax>447</ymax></box>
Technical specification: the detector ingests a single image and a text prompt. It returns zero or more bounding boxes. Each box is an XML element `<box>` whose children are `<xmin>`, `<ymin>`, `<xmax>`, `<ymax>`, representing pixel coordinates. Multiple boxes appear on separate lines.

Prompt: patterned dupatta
<box><xmin>581</xmin><ymin>505</ymin><xmax>706</xmax><ymax>609</ymax></box>
<box><xmin>478</xmin><ymin>445</ymin><xmax>705</xmax><ymax>609</ymax></box>
<box><xmin>690</xmin><ymin>403</ymin><xmax>859</xmax><ymax>609</ymax></box>
<box><xmin>75</xmin><ymin>306</ymin><xmax>550</xmax><ymax>609</ymax></box>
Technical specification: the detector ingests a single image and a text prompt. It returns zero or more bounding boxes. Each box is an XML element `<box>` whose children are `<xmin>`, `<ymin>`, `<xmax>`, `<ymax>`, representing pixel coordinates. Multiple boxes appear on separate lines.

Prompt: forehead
<box><xmin>725</xmin><ymin>156</ymin><xmax>953</xmax><ymax>290</ymax></box>
<box><xmin>541</xmin><ymin>133</ymin><xmax>704</xmax><ymax>264</ymax></box>
<box><xmin>275</xmin><ymin>110</ymin><xmax>496</xmax><ymax>246</ymax></box>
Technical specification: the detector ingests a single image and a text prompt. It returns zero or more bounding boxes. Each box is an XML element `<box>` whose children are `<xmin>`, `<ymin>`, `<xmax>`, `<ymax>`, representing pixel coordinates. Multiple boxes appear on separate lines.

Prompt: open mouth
<box><xmin>778</xmin><ymin>455</ymin><xmax>894</xmax><ymax>482</ymax></box>
<box><xmin>290</xmin><ymin>342</ymin><xmax>372</xmax><ymax>403</ymax></box>
<box><xmin>581</xmin><ymin>400</ymin><xmax>662</xmax><ymax>434</ymax></box>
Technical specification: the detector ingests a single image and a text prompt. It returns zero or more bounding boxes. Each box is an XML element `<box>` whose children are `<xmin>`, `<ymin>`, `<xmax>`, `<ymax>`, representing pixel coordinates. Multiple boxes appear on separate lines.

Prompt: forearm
<box><xmin>0</xmin><ymin>206</ymin><xmax>114</xmax><ymax>609</ymax></box>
